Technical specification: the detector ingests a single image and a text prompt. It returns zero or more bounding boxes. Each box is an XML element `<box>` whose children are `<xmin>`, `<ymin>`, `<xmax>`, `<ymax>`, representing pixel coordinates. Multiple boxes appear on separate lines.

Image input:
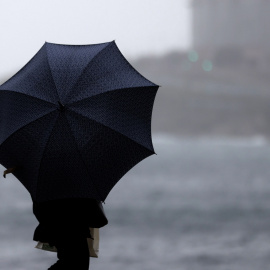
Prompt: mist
<box><xmin>1</xmin><ymin>1</ymin><xmax>270</xmax><ymax>270</ymax></box>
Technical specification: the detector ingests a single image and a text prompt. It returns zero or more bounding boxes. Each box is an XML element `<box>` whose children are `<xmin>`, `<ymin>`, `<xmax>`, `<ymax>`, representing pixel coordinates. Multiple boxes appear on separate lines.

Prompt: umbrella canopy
<box><xmin>0</xmin><ymin>41</ymin><xmax>159</xmax><ymax>203</ymax></box>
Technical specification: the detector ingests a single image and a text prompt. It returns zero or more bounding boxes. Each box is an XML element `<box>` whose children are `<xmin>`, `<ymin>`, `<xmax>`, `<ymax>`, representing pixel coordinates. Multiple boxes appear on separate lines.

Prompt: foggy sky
<box><xmin>0</xmin><ymin>0</ymin><xmax>191</xmax><ymax>77</ymax></box>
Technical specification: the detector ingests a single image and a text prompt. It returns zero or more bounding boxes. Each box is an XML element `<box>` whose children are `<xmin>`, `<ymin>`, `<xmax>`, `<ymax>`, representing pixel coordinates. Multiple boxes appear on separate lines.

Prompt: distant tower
<box><xmin>191</xmin><ymin>0</ymin><xmax>270</xmax><ymax>70</ymax></box>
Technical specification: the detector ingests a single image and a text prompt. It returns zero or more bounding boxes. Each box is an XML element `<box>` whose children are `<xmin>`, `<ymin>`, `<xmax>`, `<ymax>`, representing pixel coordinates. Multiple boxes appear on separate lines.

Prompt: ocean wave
<box><xmin>153</xmin><ymin>133</ymin><xmax>269</xmax><ymax>147</ymax></box>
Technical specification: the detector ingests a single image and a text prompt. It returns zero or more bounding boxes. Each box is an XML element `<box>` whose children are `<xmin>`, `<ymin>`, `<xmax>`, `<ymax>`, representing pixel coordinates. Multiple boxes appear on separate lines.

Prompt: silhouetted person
<box><xmin>32</xmin><ymin>198</ymin><xmax>108</xmax><ymax>270</ymax></box>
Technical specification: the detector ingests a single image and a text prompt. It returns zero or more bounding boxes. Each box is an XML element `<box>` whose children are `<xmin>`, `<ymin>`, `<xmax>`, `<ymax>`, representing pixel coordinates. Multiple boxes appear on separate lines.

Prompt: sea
<box><xmin>1</xmin><ymin>133</ymin><xmax>270</xmax><ymax>270</ymax></box>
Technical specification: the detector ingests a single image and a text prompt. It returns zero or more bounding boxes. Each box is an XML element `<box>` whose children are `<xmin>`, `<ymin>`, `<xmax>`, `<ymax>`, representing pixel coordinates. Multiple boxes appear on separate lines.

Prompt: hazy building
<box><xmin>191</xmin><ymin>0</ymin><xmax>270</xmax><ymax>70</ymax></box>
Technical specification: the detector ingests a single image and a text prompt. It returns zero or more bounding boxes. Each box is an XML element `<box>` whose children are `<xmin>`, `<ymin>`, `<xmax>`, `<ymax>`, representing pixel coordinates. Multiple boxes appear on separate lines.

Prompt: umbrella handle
<box><xmin>3</xmin><ymin>167</ymin><xmax>18</xmax><ymax>178</ymax></box>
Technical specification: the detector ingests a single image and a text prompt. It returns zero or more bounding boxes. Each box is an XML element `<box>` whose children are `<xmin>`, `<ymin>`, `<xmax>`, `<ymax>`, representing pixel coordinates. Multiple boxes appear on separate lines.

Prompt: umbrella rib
<box><xmin>66</xmin><ymin>107</ymin><xmax>155</xmax><ymax>154</ymax></box>
<box><xmin>44</xmin><ymin>43</ymin><xmax>62</xmax><ymax>102</ymax></box>
<box><xmin>63</xmin><ymin>113</ymin><xmax>104</xmax><ymax>202</ymax></box>
<box><xmin>0</xmin><ymin>109</ymin><xmax>57</xmax><ymax>149</ymax></box>
<box><xmin>66</xmin><ymin>85</ymin><xmax>158</xmax><ymax>107</ymax></box>
<box><xmin>0</xmin><ymin>89</ymin><xmax>58</xmax><ymax>107</ymax></box>
<box><xmin>0</xmin><ymin>70</ymin><xmax>59</xmax><ymax>103</ymax></box>
<box><xmin>35</xmin><ymin>112</ymin><xmax>60</xmax><ymax>200</ymax></box>
<box><xmin>67</xmin><ymin>42</ymin><xmax>113</xmax><ymax>95</ymax></box>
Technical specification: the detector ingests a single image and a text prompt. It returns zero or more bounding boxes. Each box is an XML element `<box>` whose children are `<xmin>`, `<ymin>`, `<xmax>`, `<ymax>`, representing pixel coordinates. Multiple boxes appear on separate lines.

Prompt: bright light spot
<box><xmin>202</xmin><ymin>60</ymin><xmax>213</xmax><ymax>71</ymax></box>
<box><xmin>188</xmin><ymin>51</ymin><xmax>199</xmax><ymax>62</ymax></box>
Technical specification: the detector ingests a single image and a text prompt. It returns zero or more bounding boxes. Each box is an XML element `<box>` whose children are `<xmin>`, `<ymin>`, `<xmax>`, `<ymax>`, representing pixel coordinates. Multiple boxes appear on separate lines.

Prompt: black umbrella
<box><xmin>0</xmin><ymin>41</ymin><xmax>159</xmax><ymax>202</ymax></box>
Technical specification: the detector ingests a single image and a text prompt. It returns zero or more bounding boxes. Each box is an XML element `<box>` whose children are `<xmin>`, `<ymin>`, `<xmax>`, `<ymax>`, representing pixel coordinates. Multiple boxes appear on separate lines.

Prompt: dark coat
<box><xmin>32</xmin><ymin>198</ymin><xmax>108</xmax><ymax>245</ymax></box>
